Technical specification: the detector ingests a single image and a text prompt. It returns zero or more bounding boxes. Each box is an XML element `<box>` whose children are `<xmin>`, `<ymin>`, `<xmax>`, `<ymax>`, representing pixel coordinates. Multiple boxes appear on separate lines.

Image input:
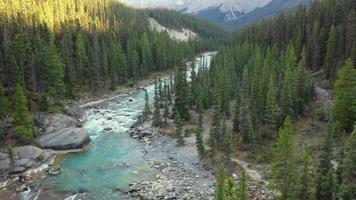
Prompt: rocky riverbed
<box><xmin>122</xmin><ymin>119</ymin><xmax>215</xmax><ymax>200</ymax></box>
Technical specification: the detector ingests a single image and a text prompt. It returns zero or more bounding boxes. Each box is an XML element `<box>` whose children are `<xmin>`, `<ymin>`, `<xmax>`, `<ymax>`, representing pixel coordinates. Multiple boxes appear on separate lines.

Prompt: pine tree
<box><xmin>264</xmin><ymin>75</ymin><xmax>277</xmax><ymax>139</ymax></box>
<box><xmin>175</xmin><ymin>111</ymin><xmax>184</xmax><ymax>146</ymax></box>
<box><xmin>0</xmin><ymin>82</ymin><xmax>8</xmax><ymax>118</ymax></box>
<box><xmin>339</xmin><ymin>124</ymin><xmax>356</xmax><ymax>199</ymax></box>
<box><xmin>12</xmin><ymin>84</ymin><xmax>33</xmax><ymax>142</ymax></box>
<box><xmin>196</xmin><ymin>113</ymin><xmax>205</xmax><ymax>158</ymax></box>
<box><xmin>44</xmin><ymin>36</ymin><xmax>66</xmax><ymax>102</ymax></box>
<box><xmin>224</xmin><ymin>177</ymin><xmax>235</xmax><ymax>200</ymax></box>
<box><xmin>236</xmin><ymin>171</ymin><xmax>248</xmax><ymax>200</ymax></box>
<box><xmin>152</xmin><ymin>80</ymin><xmax>161</xmax><ymax>127</ymax></box>
<box><xmin>324</xmin><ymin>25</ymin><xmax>337</xmax><ymax>81</ymax></box>
<box><xmin>316</xmin><ymin>126</ymin><xmax>335</xmax><ymax>200</ymax></box>
<box><xmin>297</xmin><ymin>147</ymin><xmax>315</xmax><ymax>200</ymax></box>
<box><xmin>332</xmin><ymin>58</ymin><xmax>356</xmax><ymax>132</ymax></box>
<box><xmin>271</xmin><ymin>116</ymin><xmax>298</xmax><ymax>199</ymax></box>
<box><xmin>163</xmin><ymin>96</ymin><xmax>169</xmax><ymax>125</ymax></box>
<box><xmin>174</xmin><ymin>65</ymin><xmax>190</xmax><ymax>120</ymax></box>
<box><xmin>215</xmin><ymin>167</ymin><xmax>225</xmax><ymax>200</ymax></box>
<box><xmin>143</xmin><ymin>90</ymin><xmax>150</xmax><ymax>120</ymax></box>
<box><xmin>232</xmin><ymin>90</ymin><xmax>240</xmax><ymax>134</ymax></box>
<box><xmin>223</xmin><ymin>120</ymin><xmax>233</xmax><ymax>159</ymax></box>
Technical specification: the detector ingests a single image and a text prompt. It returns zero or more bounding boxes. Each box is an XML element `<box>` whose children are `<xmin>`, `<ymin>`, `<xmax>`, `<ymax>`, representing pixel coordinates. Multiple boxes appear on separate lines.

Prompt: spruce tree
<box><xmin>12</xmin><ymin>84</ymin><xmax>33</xmax><ymax>142</ymax></box>
<box><xmin>163</xmin><ymin>96</ymin><xmax>169</xmax><ymax>125</ymax></box>
<box><xmin>215</xmin><ymin>167</ymin><xmax>225</xmax><ymax>200</ymax></box>
<box><xmin>174</xmin><ymin>65</ymin><xmax>189</xmax><ymax>120</ymax></box>
<box><xmin>324</xmin><ymin>25</ymin><xmax>337</xmax><ymax>81</ymax></box>
<box><xmin>339</xmin><ymin>124</ymin><xmax>356</xmax><ymax>199</ymax></box>
<box><xmin>271</xmin><ymin>116</ymin><xmax>298</xmax><ymax>199</ymax></box>
<box><xmin>236</xmin><ymin>171</ymin><xmax>248</xmax><ymax>200</ymax></box>
<box><xmin>143</xmin><ymin>90</ymin><xmax>150</xmax><ymax>120</ymax></box>
<box><xmin>316</xmin><ymin>126</ymin><xmax>335</xmax><ymax>200</ymax></box>
<box><xmin>223</xmin><ymin>120</ymin><xmax>233</xmax><ymax>159</ymax></box>
<box><xmin>297</xmin><ymin>147</ymin><xmax>315</xmax><ymax>200</ymax></box>
<box><xmin>152</xmin><ymin>80</ymin><xmax>161</xmax><ymax>127</ymax></box>
<box><xmin>0</xmin><ymin>82</ymin><xmax>8</xmax><ymax>118</ymax></box>
<box><xmin>232</xmin><ymin>90</ymin><xmax>240</xmax><ymax>134</ymax></box>
<box><xmin>196</xmin><ymin>113</ymin><xmax>205</xmax><ymax>158</ymax></box>
<box><xmin>175</xmin><ymin>111</ymin><xmax>184</xmax><ymax>146</ymax></box>
<box><xmin>332</xmin><ymin>58</ymin><xmax>356</xmax><ymax>132</ymax></box>
<box><xmin>264</xmin><ymin>75</ymin><xmax>277</xmax><ymax>139</ymax></box>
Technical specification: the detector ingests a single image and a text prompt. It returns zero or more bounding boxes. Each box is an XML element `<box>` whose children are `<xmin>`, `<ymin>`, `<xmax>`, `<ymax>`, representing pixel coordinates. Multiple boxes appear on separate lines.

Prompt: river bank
<box><xmin>0</xmin><ymin>52</ymin><xmax>217</xmax><ymax>200</ymax></box>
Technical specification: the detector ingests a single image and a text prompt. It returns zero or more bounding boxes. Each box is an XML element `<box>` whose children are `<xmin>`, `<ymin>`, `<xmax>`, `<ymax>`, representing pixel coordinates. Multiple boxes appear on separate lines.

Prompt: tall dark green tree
<box><xmin>339</xmin><ymin>124</ymin><xmax>356</xmax><ymax>199</ymax></box>
<box><xmin>316</xmin><ymin>126</ymin><xmax>335</xmax><ymax>200</ymax></box>
<box><xmin>271</xmin><ymin>116</ymin><xmax>298</xmax><ymax>200</ymax></box>
<box><xmin>332</xmin><ymin>58</ymin><xmax>356</xmax><ymax>132</ymax></box>
<box><xmin>196</xmin><ymin>113</ymin><xmax>205</xmax><ymax>158</ymax></box>
<box><xmin>12</xmin><ymin>84</ymin><xmax>33</xmax><ymax>142</ymax></box>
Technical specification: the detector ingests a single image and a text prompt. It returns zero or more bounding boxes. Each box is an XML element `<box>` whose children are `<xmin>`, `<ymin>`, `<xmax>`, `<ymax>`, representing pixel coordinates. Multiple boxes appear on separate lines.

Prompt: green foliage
<box><xmin>297</xmin><ymin>147</ymin><xmax>316</xmax><ymax>200</ymax></box>
<box><xmin>332</xmin><ymin>58</ymin><xmax>356</xmax><ymax>132</ymax></box>
<box><xmin>271</xmin><ymin>116</ymin><xmax>298</xmax><ymax>200</ymax></box>
<box><xmin>316</xmin><ymin>126</ymin><xmax>335</xmax><ymax>200</ymax></box>
<box><xmin>12</xmin><ymin>84</ymin><xmax>33</xmax><ymax>142</ymax></box>
<box><xmin>143</xmin><ymin>90</ymin><xmax>151</xmax><ymax>120</ymax></box>
<box><xmin>174</xmin><ymin>66</ymin><xmax>190</xmax><ymax>121</ymax></box>
<box><xmin>237</xmin><ymin>171</ymin><xmax>248</xmax><ymax>200</ymax></box>
<box><xmin>339</xmin><ymin>124</ymin><xmax>356</xmax><ymax>199</ymax></box>
<box><xmin>196</xmin><ymin>113</ymin><xmax>205</xmax><ymax>158</ymax></box>
<box><xmin>215</xmin><ymin>167</ymin><xmax>225</xmax><ymax>200</ymax></box>
<box><xmin>175</xmin><ymin>111</ymin><xmax>184</xmax><ymax>146</ymax></box>
<box><xmin>152</xmin><ymin>79</ymin><xmax>162</xmax><ymax>127</ymax></box>
<box><xmin>0</xmin><ymin>82</ymin><xmax>8</xmax><ymax>117</ymax></box>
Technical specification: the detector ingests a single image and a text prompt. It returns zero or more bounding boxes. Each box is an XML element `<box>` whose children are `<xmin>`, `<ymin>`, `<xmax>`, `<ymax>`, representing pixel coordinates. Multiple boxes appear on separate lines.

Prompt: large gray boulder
<box><xmin>38</xmin><ymin>114</ymin><xmax>82</xmax><ymax>134</ymax></box>
<box><xmin>0</xmin><ymin>146</ymin><xmax>56</xmax><ymax>174</ymax></box>
<box><xmin>0</xmin><ymin>152</ymin><xmax>11</xmax><ymax>172</ymax></box>
<box><xmin>36</xmin><ymin>128</ymin><xmax>90</xmax><ymax>150</ymax></box>
<box><xmin>12</xmin><ymin>146</ymin><xmax>43</xmax><ymax>160</ymax></box>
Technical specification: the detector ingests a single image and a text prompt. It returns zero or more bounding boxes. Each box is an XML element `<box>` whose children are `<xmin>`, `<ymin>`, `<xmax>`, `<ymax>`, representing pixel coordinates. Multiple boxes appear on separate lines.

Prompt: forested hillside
<box><xmin>0</xmin><ymin>0</ymin><xmax>223</xmax><ymax>142</ymax></box>
<box><xmin>150</xmin><ymin>0</ymin><xmax>355</xmax><ymax>199</ymax></box>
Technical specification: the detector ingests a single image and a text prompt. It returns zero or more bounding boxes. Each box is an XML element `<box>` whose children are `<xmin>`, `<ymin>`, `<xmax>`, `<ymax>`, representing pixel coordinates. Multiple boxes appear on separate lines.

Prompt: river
<box><xmin>32</xmin><ymin>52</ymin><xmax>216</xmax><ymax>200</ymax></box>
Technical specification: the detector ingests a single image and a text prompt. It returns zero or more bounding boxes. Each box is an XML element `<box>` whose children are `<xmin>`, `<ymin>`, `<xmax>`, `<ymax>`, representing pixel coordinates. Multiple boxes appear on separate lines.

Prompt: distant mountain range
<box><xmin>121</xmin><ymin>0</ymin><xmax>310</xmax><ymax>31</ymax></box>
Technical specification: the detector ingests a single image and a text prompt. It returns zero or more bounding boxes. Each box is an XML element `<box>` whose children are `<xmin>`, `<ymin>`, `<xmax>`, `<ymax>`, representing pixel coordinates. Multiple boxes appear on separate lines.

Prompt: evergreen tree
<box><xmin>223</xmin><ymin>120</ymin><xmax>233</xmax><ymax>159</ymax></box>
<box><xmin>175</xmin><ymin>111</ymin><xmax>184</xmax><ymax>146</ymax></box>
<box><xmin>143</xmin><ymin>90</ymin><xmax>150</xmax><ymax>120</ymax></box>
<box><xmin>152</xmin><ymin>80</ymin><xmax>161</xmax><ymax>127</ymax></box>
<box><xmin>232</xmin><ymin>90</ymin><xmax>240</xmax><ymax>134</ymax></box>
<box><xmin>224</xmin><ymin>177</ymin><xmax>235</xmax><ymax>200</ymax></box>
<box><xmin>332</xmin><ymin>58</ymin><xmax>356</xmax><ymax>132</ymax></box>
<box><xmin>44</xmin><ymin>37</ymin><xmax>66</xmax><ymax>102</ymax></box>
<box><xmin>174</xmin><ymin>65</ymin><xmax>190</xmax><ymax>120</ymax></box>
<box><xmin>12</xmin><ymin>84</ymin><xmax>33</xmax><ymax>142</ymax></box>
<box><xmin>324</xmin><ymin>25</ymin><xmax>337</xmax><ymax>81</ymax></box>
<box><xmin>297</xmin><ymin>147</ymin><xmax>315</xmax><ymax>200</ymax></box>
<box><xmin>271</xmin><ymin>116</ymin><xmax>298</xmax><ymax>200</ymax></box>
<box><xmin>163</xmin><ymin>96</ymin><xmax>170</xmax><ymax>125</ymax></box>
<box><xmin>196</xmin><ymin>113</ymin><xmax>205</xmax><ymax>158</ymax></box>
<box><xmin>0</xmin><ymin>82</ymin><xmax>8</xmax><ymax>118</ymax></box>
<box><xmin>215</xmin><ymin>167</ymin><xmax>225</xmax><ymax>200</ymax></box>
<box><xmin>264</xmin><ymin>75</ymin><xmax>277</xmax><ymax>139</ymax></box>
<box><xmin>236</xmin><ymin>171</ymin><xmax>248</xmax><ymax>200</ymax></box>
<box><xmin>316</xmin><ymin>126</ymin><xmax>335</xmax><ymax>200</ymax></box>
<box><xmin>339</xmin><ymin>124</ymin><xmax>356</xmax><ymax>199</ymax></box>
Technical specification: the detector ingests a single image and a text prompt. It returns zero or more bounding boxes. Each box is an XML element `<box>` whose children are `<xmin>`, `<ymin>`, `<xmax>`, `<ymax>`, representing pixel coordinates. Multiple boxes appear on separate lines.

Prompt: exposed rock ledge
<box><xmin>36</xmin><ymin>113</ymin><xmax>90</xmax><ymax>150</ymax></box>
<box><xmin>0</xmin><ymin>146</ymin><xmax>55</xmax><ymax>174</ymax></box>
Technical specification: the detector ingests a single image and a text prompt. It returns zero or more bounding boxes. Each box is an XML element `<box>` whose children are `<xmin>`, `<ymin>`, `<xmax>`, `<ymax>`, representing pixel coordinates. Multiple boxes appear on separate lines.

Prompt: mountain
<box><xmin>222</xmin><ymin>0</ymin><xmax>311</xmax><ymax>31</ymax></box>
<box><xmin>122</xmin><ymin>0</ymin><xmax>271</xmax><ymax>24</ymax></box>
<box><xmin>122</xmin><ymin>0</ymin><xmax>310</xmax><ymax>31</ymax></box>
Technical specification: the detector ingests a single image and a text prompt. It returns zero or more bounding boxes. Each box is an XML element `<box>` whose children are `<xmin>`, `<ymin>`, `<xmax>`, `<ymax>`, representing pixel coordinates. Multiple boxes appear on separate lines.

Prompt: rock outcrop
<box><xmin>36</xmin><ymin>114</ymin><xmax>90</xmax><ymax>150</ymax></box>
<box><xmin>37</xmin><ymin>128</ymin><xmax>90</xmax><ymax>150</ymax></box>
<box><xmin>0</xmin><ymin>146</ymin><xmax>55</xmax><ymax>174</ymax></box>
